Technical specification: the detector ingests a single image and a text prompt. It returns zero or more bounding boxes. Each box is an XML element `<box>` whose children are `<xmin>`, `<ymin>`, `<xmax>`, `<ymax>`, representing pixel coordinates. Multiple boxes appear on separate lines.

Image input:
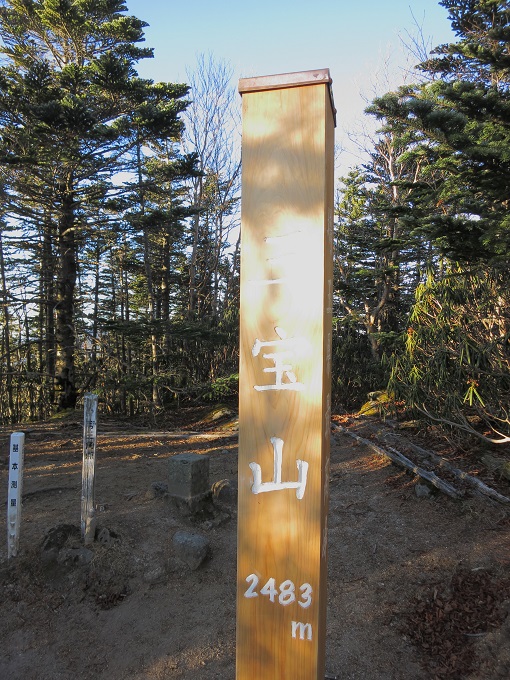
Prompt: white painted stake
<box><xmin>7</xmin><ymin>432</ymin><xmax>25</xmax><ymax>558</ymax></box>
<box><xmin>81</xmin><ymin>393</ymin><xmax>98</xmax><ymax>545</ymax></box>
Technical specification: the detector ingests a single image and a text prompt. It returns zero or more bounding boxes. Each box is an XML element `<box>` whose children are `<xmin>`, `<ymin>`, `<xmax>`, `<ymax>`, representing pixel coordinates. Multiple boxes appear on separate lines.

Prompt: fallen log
<box><xmin>378</xmin><ymin>431</ymin><xmax>510</xmax><ymax>506</ymax></box>
<box><xmin>332</xmin><ymin>424</ymin><xmax>464</xmax><ymax>500</ymax></box>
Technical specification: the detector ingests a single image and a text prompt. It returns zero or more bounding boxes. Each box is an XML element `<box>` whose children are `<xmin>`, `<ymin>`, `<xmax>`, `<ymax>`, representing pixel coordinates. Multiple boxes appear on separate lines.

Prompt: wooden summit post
<box><xmin>237</xmin><ymin>69</ymin><xmax>335</xmax><ymax>680</ymax></box>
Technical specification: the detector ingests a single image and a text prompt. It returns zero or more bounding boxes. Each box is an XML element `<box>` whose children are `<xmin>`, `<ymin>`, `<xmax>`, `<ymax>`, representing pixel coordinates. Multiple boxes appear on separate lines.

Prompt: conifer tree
<box><xmin>369</xmin><ymin>0</ymin><xmax>510</xmax><ymax>263</ymax></box>
<box><xmin>0</xmin><ymin>0</ymin><xmax>190</xmax><ymax>408</ymax></box>
<box><xmin>367</xmin><ymin>0</ymin><xmax>510</xmax><ymax>440</ymax></box>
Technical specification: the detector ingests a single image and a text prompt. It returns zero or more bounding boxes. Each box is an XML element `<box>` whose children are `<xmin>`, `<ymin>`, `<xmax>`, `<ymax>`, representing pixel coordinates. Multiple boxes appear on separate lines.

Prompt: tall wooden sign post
<box><xmin>237</xmin><ymin>69</ymin><xmax>335</xmax><ymax>680</ymax></box>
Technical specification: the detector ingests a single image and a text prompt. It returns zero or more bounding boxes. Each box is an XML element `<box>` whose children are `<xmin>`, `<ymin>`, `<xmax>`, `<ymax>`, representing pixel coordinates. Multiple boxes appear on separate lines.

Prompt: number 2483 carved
<box><xmin>244</xmin><ymin>574</ymin><xmax>313</xmax><ymax>608</ymax></box>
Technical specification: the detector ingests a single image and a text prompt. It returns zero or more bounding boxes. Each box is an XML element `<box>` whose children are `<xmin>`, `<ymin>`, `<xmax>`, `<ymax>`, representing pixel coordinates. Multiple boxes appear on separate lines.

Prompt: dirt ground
<box><xmin>1</xmin><ymin>408</ymin><xmax>509</xmax><ymax>680</ymax></box>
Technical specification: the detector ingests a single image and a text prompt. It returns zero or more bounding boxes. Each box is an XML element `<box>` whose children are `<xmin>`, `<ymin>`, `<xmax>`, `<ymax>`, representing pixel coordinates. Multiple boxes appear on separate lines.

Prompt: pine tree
<box><xmin>0</xmin><ymin>0</ymin><xmax>190</xmax><ymax>409</ymax></box>
<box><xmin>366</xmin><ymin>0</ymin><xmax>510</xmax><ymax>440</ymax></box>
<box><xmin>369</xmin><ymin>0</ymin><xmax>510</xmax><ymax>263</ymax></box>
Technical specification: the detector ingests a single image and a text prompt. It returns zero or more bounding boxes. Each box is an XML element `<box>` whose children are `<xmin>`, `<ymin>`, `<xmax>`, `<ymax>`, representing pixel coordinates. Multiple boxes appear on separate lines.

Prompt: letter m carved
<box><xmin>291</xmin><ymin>621</ymin><xmax>313</xmax><ymax>641</ymax></box>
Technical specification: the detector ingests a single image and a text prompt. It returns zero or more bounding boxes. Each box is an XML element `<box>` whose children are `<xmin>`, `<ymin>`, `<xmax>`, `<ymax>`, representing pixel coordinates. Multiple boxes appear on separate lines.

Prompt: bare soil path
<box><xmin>1</xmin><ymin>411</ymin><xmax>509</xmax><ymax>679</ymax></box>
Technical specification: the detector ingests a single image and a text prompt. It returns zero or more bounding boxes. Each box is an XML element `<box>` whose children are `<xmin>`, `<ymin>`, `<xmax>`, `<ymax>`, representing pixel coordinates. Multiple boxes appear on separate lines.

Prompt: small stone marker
<box><xmin>7</xmin><ymin>432</ymin><xmax>25</xmax><ymax>558</ymax></box>
<box><xmin>81</xmin><ymin>393</ymin><xmax>98</xmax><ymax>545</ymax></box>
<box><xmin>168</xmin><ymin>453</ymin><xmax>210</xmax><ymax>512</ymax></box>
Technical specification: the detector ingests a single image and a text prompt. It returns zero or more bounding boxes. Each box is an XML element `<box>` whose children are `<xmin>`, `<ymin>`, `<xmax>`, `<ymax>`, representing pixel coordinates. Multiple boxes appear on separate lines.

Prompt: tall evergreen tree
<box><xmin>369</xmin><ymin>0</ymin><xmax>510</xmax><ymax>263</ymax></box>
<box><xmin>333</xmin><ymin>126</ymin><xmax>441</xmax><ymax>408</ymax></box>
<box><xmin>366</xmin><ymin>0</ymin><xmax>510</xmax><ymax>440</ymax></box>
<box><xmin>0</xmin><ymin>0</ymin><xmax>189</xmax><ymax>409</ymax></box>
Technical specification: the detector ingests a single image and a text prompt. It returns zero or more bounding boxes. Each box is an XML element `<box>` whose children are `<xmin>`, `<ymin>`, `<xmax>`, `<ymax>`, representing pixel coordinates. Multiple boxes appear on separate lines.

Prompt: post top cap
<box><xmin>238</xmin><ymin>68</ymin><xmax>336</xmax><ymax>125</ymax></box>
<box><xmin>239</xmin><ymin>68</ymin><xmax>331</xmax><ymax>93</ymax></box>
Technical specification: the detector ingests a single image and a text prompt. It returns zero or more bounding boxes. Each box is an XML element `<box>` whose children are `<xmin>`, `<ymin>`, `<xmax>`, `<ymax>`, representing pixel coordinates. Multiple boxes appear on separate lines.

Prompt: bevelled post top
<box><xmin>238</xmin><ymin>68</ymin><xmax>336</xmax><ymax>126</ymax></box>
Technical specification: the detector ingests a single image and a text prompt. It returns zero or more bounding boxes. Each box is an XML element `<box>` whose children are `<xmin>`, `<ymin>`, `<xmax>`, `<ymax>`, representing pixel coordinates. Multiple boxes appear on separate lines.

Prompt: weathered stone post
<box><xmin>236</xmin><ymin>69</ymin><xmax>335</xmax><ymax>679</ymax></box>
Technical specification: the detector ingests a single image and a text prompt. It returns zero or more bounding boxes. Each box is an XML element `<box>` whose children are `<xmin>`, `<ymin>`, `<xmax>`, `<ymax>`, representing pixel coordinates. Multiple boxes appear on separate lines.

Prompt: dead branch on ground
<box><xmin>332</xmin><ymin>424</ymin><xmax>463</xmax><ymax>499</ymax></box>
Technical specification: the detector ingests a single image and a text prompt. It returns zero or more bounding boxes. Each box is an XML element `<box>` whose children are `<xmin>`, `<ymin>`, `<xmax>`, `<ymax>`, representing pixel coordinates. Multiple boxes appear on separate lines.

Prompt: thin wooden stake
<box><xmin>81</xmin><ymin>393</ymin><xmax>98</xmax><ymax>545</ymax></box>
<box><xmin>7</xmin><ymin>432</ymin><xmax>25</xmax><ymax>558</ymax></box>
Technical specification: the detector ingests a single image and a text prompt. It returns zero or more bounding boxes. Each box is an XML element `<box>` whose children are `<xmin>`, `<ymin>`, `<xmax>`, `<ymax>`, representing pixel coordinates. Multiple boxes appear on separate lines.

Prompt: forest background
<box><xmin>0</xmin><ymin>0</ymin><xmax>508</xmax><ymax>448</ymax></box>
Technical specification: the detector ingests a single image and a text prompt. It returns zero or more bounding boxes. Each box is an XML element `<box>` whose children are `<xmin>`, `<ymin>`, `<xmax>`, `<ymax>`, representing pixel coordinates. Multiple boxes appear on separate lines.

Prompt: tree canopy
<box><xmin>368</xmin><ymin>0</ymin><xmax>510</xmax><ymax>264</ymax></box>
<box><xmin>359</xmin><ymin>0</ymin><xmax>510</xmax><ymax>442</ymax></box>
<box><xmin>0</xmin><ymin>0</ymin><xmax>508</xmax><ymax>446</ymax></box>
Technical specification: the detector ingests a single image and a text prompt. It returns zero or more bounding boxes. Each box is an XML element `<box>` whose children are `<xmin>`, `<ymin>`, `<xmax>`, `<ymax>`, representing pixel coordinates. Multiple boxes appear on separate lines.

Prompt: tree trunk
<box><xmin>23</xmin><ymin>305</ymin><xmax>36</xmax><ymax>420</ymax></box>
<box><xmin>188</xmin><ymin>177</ymin><xmax>202</xmax><ymax>318</ymax></box>
<box><xmin>136</xmin><ymin>136</ymin><xmax>161</xmax><ymax>410</ymax></box>
<box><xmin>55</xmin><ymin>180</ymin><xmax>78</xmax><ymax>409</ymax></box>
<box><xmin>36</xmin><ymin>211</ymin><xmax>57</xmax><ymax>418</ymax></box>
<box><xmin>44</xmin><ymin>212</ymin><xmax>57</xmax><ymax>410</ymax></box>
<box><xmin>91</xmin><ymin>239</ymin><xmax>101</xmax><ymax>367</ymax></box>
<box><xmin>0</xmin><ymin>227</ymin><xmax>15</xmax><ymax>422</ymax></box>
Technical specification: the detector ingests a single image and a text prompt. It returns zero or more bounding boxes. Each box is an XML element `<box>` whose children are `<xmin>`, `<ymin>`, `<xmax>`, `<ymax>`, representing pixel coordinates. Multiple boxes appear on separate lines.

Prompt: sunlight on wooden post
<box><xmin>237</xmin><ymin>69</ymin><xmax>335</xmax><ymax>680</ymax></box>
<box><xmin>81</xmin><ymin>393</ymin><xmax>98</xmax><ymax>545</ymax></box>
<box><xmin>7</xmin><ymin>432</ymin><xmax>25</xmax><ymax>558</ymax></box>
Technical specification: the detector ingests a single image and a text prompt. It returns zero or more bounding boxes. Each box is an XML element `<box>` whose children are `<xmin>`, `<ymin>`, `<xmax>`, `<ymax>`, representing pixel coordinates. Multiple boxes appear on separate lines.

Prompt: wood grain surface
<box><xmin>237</xmin><ymin>75</ymin><xmax>334</xmax><ymax>680</ymax></box>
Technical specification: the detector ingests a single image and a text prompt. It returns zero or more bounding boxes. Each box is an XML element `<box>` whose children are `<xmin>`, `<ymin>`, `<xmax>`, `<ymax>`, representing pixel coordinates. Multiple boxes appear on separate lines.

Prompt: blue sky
<box><xmin>125</xmin><ymin>0</ymin><xmax>455</xmax><ymax>168</ymax></box>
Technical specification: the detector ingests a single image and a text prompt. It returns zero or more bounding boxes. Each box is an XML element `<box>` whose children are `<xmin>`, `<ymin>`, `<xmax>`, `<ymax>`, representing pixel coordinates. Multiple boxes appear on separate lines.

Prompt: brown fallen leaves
<box><xmin>405</xmin><ymin>567</ymin><xmax>510</xmax><ymax>679</ymax></box>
